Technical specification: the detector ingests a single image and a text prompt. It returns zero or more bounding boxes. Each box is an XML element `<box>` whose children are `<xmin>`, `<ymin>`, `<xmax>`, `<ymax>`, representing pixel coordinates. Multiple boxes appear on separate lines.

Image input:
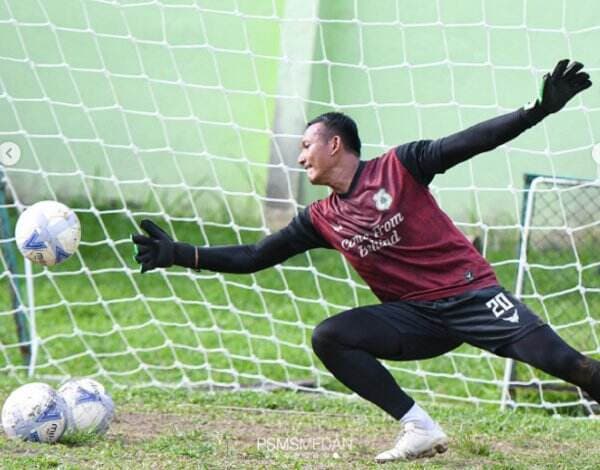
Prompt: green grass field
<box><xmin>1</xmin><ymin>384</ymin><xmax>600</xmax><ymax>469</ymax></box>
<box><xmin>0</xmin><ymin>214</ymin><xmax>600</xmax><ymax>468</ymax></box>
<box><xmin>1</xmin><ymin>186</ymin><xmax>600</xmax><ymax>468</ymax></box>
<box><xmin>1</xmin><ymin>211</ymin><xmax>599</xmax><ymax>467</ymax></box>
<box><xmin>1</xmin><ymin>209</ymin><xmax>599</xmax><ymax>400</ymax></box>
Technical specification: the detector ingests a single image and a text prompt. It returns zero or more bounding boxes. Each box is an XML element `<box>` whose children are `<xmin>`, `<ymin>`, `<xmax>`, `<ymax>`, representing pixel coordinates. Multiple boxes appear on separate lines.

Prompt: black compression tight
<box><xmin>496</xmin><ymin>325</ymin><xmax>600</xmax><ymax>403</ymax></box>
<box><xmin>311</xmin><ymin>308</ymin><xmax>461</xmax><ymax>419</ymax></box>
<box><xmin>312</xmin><ymin>311</ymin><xmax>600</xmax><ymax>420</ymax></box>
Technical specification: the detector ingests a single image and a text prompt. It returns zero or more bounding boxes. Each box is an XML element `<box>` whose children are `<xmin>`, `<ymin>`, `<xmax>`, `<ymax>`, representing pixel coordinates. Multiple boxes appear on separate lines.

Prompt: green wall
<box><xmin>1</xmin><ymin>0</ymin><xmax>284</xmax><ymax>224</ymax></box>
<box><xmin>1</xmin><ymin>0</ymin><xmax>600</xmax><ymax>227</ymax></box>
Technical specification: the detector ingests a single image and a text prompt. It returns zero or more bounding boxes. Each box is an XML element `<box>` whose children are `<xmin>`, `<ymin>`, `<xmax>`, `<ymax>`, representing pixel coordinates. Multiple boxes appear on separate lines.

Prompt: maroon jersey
<box><xmin>191</xmin><ymin>108</ymin><xmax>538</xmax><ymax>301</ymax></box>
<box><xmin>308</xmin><ymin>148</ymin><xmax>498</xmax><ymax>302</ymax></box>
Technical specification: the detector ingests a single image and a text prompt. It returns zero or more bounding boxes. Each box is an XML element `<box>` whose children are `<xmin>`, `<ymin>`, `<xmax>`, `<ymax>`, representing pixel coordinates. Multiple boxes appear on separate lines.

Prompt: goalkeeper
<box><xmin>133</xmin><ymin>60</ymin><xmax>598</xmax><ymax>463</ymax></box>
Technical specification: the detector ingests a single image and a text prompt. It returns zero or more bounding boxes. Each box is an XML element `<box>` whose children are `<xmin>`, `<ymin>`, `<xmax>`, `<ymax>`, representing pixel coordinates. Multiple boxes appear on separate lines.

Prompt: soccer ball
<box><xmin>58</xmin><ymin>378</ymin><xmax>114</xmax><ymax>436</ymax></box>
<box><xmin>15</xmin><ymin>200</ymin><xmax>81</xmax><ymax>266</ymax></box>
<box><xmin>1</xmin><ymin>382</ymin><xmax>67</xmax><ymax>443</ymax></box>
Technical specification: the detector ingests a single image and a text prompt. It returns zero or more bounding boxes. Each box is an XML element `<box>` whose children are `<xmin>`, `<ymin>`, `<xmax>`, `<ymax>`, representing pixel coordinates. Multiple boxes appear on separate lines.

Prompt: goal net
<box><xmin>503</xmin><ymin>175</ymin><xmax>600</xmax><ymax>413</ymax></box>
<box><xmin>0</xmin><ymin>0</ymin><xmax>599</xmax><ymax>414</ymax></box>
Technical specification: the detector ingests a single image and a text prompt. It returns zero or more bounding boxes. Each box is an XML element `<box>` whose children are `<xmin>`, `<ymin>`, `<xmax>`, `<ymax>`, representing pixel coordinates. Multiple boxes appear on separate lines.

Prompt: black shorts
<box><xmin>373</xmin><ymin>285</ymin><xmax>546</xmax><ymax>353</ymax></box>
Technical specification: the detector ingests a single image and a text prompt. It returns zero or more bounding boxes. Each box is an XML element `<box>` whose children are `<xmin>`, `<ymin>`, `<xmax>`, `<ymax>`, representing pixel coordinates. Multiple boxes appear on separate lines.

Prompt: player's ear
<box><xmin>330</xmin><ymin>135</ymin><xmax>341</xmax><ymax>155</ymax></box>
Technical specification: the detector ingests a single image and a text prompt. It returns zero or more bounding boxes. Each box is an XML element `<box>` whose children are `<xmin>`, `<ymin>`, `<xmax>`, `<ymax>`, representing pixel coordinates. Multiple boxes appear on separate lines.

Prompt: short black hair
<box><xmin>306</xmin><ymin>112</ymin><xmax>361</xmax><ymax>157</ymax></box>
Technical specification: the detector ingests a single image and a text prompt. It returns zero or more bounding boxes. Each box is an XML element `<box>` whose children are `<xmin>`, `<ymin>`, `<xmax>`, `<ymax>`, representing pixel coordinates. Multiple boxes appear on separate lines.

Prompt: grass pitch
<box><xmin>3</xmin><ymin>211</ymin><xmax>598</xmax><ymax>402</ymax></box>
<box><xmin>1</xmin><ymin>385</ymin><xmax>600</xmax><ymax>469</ymax></box>
<box><xmin>1</xmin><ymin>213</ymin><xmax>600</xmax><ymax>467</ymax></box>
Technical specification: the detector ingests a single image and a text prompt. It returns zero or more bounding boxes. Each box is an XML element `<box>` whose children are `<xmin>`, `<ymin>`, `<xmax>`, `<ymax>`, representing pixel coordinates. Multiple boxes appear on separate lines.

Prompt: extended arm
<box><xmin>132</xmin><ymin>210</ymin><xmax>331</xmax><ymax>274</ymax></box>
<box><xmin>398</xmin><ymin>60</ymin><xmax>592</xmax><ymax>185</ymax></box>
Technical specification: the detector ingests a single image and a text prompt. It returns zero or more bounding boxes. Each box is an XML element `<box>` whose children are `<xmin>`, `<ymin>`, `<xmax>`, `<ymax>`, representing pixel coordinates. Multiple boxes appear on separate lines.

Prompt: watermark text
<box><xmin>257</xmin><ymin>436</ymin><xmax>354</xmax><ymax>452</ymax></box>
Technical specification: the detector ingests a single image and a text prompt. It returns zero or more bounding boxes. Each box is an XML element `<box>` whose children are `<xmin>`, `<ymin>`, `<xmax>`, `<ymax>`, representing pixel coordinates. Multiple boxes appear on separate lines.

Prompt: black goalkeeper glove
<box><xmin>132</xmin><ymin>219</ymin><xmax>175</xmax><ymax>273</ymax></box>
<box><xmin>535</xmin><ymin>59</ymin><xmax>592</xmax><ymax>115</ymax></box>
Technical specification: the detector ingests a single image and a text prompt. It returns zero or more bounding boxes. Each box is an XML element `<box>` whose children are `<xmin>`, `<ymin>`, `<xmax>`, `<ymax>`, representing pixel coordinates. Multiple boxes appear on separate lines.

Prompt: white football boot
<box><xmin>375</xmin><ymin>421</ymin><xmax>448</xmax><ymax>463</ymax></box>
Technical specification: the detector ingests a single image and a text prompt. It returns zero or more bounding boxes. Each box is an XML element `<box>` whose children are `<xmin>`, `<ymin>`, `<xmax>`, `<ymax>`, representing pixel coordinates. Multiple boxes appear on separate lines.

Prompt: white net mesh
<box><xmin>0</xmin><ymin>0</ymin><xmax>599</xmax><ymax>414</ymax></box>
<box><xmin>504</xmin><ymin>176</ymin><xmax>600</xmax><ymax>413</ymax></box>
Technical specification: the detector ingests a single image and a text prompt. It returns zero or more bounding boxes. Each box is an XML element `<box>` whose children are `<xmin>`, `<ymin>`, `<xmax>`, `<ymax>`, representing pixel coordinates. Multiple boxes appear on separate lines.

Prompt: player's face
<box><xmin>298</xmin><ymin>123</ymin><xmax>336</xmax><ymax>185</ymax></box>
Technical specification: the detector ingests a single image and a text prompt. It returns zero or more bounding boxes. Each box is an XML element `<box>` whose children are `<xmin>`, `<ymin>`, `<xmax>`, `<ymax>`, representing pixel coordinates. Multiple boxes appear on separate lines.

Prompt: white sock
<box><xmin>399</xmin><ymin>403</ymin><xmax>436</xmax><ymax>430</ymax></box>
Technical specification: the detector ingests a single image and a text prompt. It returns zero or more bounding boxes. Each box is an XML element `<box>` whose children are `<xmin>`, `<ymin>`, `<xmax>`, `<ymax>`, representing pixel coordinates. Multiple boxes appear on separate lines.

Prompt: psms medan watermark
<box><xmin>256</xmin><ymin>436</ymin><xmax>354</xmax><ymax>452</ymax></box>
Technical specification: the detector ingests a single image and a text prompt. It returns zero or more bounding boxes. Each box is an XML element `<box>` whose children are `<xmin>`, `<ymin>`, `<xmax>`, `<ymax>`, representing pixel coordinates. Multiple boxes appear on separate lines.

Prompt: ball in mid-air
<box><xmin>15</xmin><ymin>200</ymin><xmax>81</xmax><ymax>266</ymax></box>
<box><xmin>1</xmin><ymin>382</ymin><xmax>68</xmax><ymax>443</ymax></box>
<box><xmin>58</xmin><ymin>378</ymin><xmax>114</xmax><ymax>436</ymax></box>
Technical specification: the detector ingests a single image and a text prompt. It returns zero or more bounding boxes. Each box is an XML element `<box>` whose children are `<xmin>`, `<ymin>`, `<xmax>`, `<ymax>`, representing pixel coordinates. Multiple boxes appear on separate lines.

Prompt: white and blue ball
<box><xmin>58</xmin><ymin>378</ymin><xmax>114</xmax><ymax>436</ymax></box>
<box><xmin>15</xmin><ymin>200</ymin><xmax>81</xmax><ymax>266</ymax></box>
<box><xmin>1</xmin><ymin>382</ymin><xmax>67</xmax><ymax>443</ymax></box>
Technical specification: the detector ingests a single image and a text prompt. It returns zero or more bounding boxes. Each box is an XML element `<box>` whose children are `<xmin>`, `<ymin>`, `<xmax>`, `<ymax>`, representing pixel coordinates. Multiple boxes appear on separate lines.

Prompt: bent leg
<box><xmin>496</xmin><ymin>325</ymin><xmax>600</xmax><ymax>402</ymax></box>
<box><xmin>312</xmin><ymin>304</ymin><xmax>461</xmax><ymax>419</ymax></box>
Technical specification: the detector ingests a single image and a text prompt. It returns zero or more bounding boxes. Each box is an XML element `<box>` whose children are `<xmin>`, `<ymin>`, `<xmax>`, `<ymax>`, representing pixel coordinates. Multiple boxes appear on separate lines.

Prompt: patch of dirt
<box><xmin>111</xmin><ymin>412</ymin><xmax>200</xmax><ymax>443</ymax></box>
<box><xmin>109</xmin><ymin>406</ymin><xmax>398</xmax><ymax>463</ymax></box>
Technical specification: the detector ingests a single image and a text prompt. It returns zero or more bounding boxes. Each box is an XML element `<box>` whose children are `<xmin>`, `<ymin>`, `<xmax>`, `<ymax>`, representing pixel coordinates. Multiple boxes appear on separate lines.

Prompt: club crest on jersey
<box><xmin>373</xmin><ymin>188</ymin><xmax>393</xmax><ymax>211</ymax></box>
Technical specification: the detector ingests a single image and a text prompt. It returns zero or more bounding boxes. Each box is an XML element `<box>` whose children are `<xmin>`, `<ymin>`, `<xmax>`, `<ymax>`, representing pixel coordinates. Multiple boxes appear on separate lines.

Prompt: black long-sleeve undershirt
<box><xmin>396</xmin><ymin>106</ymin><xmax>546</xmax><ymax>185</ymax></box>
<box><xmin>173</xmin><ymin>208</ymin><xmax>331</xmax><ymax>273</ymax></box>
<box><xmin>175</xmin><ymin>105</ymin><xmax>546</xmax><ymax>272</ymax></box>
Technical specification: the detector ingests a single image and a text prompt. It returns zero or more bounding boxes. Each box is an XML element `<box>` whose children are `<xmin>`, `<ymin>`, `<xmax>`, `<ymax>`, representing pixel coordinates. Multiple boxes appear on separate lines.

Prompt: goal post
<box><xmin>0</xmin><ymin>168</ymin><xmax>31</xmax><ymax>366</ymax></box>
<box><xmin>502</xmin><ymin>174</ymin><xmax>600</xmax><ymax>413</ymax></box>
<box><xmin>265</xmin><ymin>0</ymin><xmax>320</xmax><ymax>230</ymax></box>
<box><xmin>0</xmin><ymin>0</ymin><xmax>599</xmax><ymax>415</ymax></box>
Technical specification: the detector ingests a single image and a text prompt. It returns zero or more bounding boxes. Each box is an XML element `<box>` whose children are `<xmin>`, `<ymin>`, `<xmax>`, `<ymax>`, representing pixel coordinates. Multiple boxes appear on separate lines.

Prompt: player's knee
<box><xmin>311</xmin><ymin>318</ymin><xmax>342</xmax><ymax>356</ymax></box>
